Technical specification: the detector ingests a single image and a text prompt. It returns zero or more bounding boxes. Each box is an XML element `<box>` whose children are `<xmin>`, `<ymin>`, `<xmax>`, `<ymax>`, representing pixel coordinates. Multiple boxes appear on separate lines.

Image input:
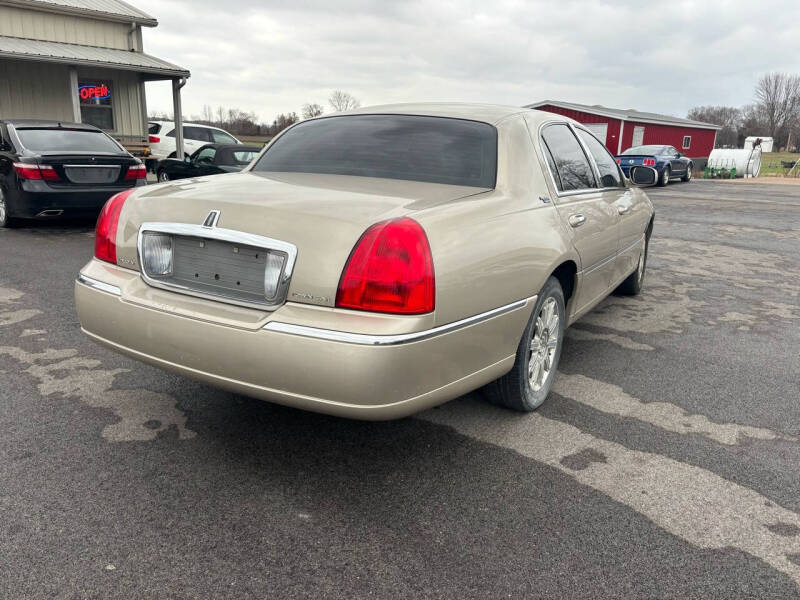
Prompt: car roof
<box><xmin>329</xmin><ymin>103</ymin><xmax>569</xmax><ymax>126</ymax></box>
<box><xmin>150</xmin><ymin>120</ymin><xmax>228</xmax><ymax>130</ymax></box>
<box><xmin>2</xmin><ymin>119</ymin><xmax>101</xmax><ymax>131</ymax></box>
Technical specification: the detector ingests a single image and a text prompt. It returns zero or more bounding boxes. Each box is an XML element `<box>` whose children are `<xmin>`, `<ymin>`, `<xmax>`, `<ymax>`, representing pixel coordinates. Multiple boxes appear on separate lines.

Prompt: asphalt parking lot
<box><xmin>1</xmin><ymin>179</ymin><xmax>799</xmax><ymax>599</ymax></box>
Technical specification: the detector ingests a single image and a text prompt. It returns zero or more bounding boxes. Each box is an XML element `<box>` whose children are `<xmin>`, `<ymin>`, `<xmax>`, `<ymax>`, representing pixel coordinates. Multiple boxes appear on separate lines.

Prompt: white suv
<box><xmin>148</xmin><ymin>121</ymin><xmax>242</xmax><ymax>161</ymax></box>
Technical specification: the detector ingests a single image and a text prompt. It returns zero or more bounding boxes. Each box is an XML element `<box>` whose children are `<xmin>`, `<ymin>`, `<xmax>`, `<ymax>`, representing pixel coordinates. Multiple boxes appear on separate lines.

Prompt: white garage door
<box><xmin>632</xmin><ymin>126</ymin><xmax>645</xmax><ymax>147</ymax></box>
<box><xmin>583</xmin><ymin>123</ymin><xmax>608</xmax><ymax>145</ymax></box>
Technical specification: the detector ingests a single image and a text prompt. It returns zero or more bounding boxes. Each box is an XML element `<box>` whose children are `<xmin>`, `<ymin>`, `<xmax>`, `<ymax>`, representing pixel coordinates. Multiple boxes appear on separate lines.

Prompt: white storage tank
<box><xmin>744</xmin><ymin>137</ymin><xmax>774</xmax><ymax>152</ymax></box>
<box><xmin>708</xmin><ymin>148</ymin><xmax>762</xmax><ymax>178</ymax></box>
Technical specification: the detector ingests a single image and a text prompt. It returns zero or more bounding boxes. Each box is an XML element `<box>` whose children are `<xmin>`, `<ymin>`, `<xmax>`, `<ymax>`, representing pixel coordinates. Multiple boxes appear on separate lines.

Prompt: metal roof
<box><xmin>1</xmin><ymin>0</ymin><xmax>158</xmax><ymax>26</ymax></box>
<box><xmin>0</xmin><ymin>35</ymin><xmax>189</xmax><ymax>78</ymax></box>
<box><xmin>525</xmin><ymin>100</ymin><xmax>722</xmax><ymax>130</ymax></box>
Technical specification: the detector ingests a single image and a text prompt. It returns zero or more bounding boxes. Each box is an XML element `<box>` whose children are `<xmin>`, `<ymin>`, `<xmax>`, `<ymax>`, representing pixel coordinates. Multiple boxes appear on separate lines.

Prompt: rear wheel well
<box><xmin>551</xmin><ymin>261</ymin><xmax>577</xmax><ymax>304</ymax></box>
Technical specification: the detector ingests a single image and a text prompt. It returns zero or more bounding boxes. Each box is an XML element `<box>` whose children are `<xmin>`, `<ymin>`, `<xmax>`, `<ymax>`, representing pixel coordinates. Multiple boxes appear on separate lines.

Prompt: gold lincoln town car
<box><xmin>75</xmin><ymin>103</ymin><xmax>656</xmax><ymax>419</ymax></box>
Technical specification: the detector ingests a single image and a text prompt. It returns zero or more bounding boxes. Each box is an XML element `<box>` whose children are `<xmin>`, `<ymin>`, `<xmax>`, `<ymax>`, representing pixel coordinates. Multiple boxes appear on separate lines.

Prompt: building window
<box><xmin>78</xmin><ymin>81</ymin><xmax>114</xmax><ymax>131</ymax></box>
<box><xmin>682</xmin><ymin>135</ymin><xmax>691</xmax><ymax>150</ymax></box>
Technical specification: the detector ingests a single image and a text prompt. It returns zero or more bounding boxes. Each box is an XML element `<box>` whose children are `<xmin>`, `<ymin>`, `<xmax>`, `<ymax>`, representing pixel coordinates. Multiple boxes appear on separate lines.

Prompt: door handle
<box><xmin>568</xmin><ymin>214</ymin><xmax>586</xmax><ymax>228</ymax></box>
<box><xmin>617</xmin><ymin>205</ymin><xmax>632</xmax><ymax>215</ymax></box>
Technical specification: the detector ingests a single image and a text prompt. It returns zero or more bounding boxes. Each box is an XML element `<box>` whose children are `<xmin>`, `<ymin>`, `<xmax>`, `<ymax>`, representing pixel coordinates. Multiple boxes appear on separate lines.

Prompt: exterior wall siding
<box><xmin>535</xmin><ymin>104</ymin><xmax>717</xmax><ymax>158</ymax></box>
<box><xmin>534</xmin><ymin>104</ymin><xmax>622</xmax><ymax>153</ymax></box>
<box><xmin>0</xmin><ymin>59</ymin><xmax>145</xmax><ymax>137</ymax></box>
<box><xmin>0</xmin><ymin>58</ymin><xmax>74</xmax><ymax>122</ymax></box>
<box><xmin>0</xmin><ymin>5</ymin><xmax>130</xmax><ymax>50</ymax></box>
<box><xmin>620</xmin><ymin>121</ymin><xmax>717</xmax><ymax>158</ymax></box>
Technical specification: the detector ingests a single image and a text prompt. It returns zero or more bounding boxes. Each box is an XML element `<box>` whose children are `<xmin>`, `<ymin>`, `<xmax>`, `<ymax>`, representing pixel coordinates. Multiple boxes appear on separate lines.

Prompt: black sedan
<box><xmin>156</xmin><ymin>144</ymin><xmax>261</xmax><ymax>182</ymax></box>
<box><xmin>0</xmin><ymin>120</ymin><xmax>146</xmax><ymax>227</ymax></box>
<box><xmin>616</xmin><ymin>145</ymin><xmax>693</xmax><ymax>186</ymax></box>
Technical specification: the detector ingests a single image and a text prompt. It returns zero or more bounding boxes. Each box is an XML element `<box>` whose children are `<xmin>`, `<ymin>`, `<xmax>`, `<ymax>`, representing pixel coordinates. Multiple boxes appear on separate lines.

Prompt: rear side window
<box><xmin>148</xmin><ymin>123</ymin><xmax>161</xmax><ymax>134</ymax></box>
<box><xmin>184</xmin><ymin>127</ymin><xmax>213</xmax><ymax>142</ymax></box>
<box><xmin>14</xmin><ymin>128</ymin><xmax>123</xmax><ymax>153</ymax></box>
<box><xmin>253</xmin><ymin>114</ymin><xmax>497</xmax><ymax>188</ymax></box>
<box><xmin>577</xmin><ymin>129</ymin><xmax>623</xmax><ymax>188</ymax></box>
<box><xmin>541</xmin><ymin>124</ymin><xmax>597</xmax><ymax>192</ymax></box>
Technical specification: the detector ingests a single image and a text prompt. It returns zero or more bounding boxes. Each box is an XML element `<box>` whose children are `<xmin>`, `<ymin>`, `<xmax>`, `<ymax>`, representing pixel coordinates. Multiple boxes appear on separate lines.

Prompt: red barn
<box><xmin>525</xmin><ymin>100</ymin><xmax>721</xmax><ymax>159</ymax></box>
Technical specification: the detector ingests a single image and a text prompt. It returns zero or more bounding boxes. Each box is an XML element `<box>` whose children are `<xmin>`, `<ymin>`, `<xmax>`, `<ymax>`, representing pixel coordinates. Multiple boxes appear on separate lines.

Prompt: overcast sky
<box><xmin>138</xmin><ymin>0</ymin><xmax>800</xmax><ymax>122</ymax></box>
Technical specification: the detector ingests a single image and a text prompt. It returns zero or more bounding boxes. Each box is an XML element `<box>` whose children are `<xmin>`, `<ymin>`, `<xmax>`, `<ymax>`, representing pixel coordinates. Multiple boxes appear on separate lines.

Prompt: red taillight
<box><xmin>615</xmin><ymin>158</ymin><xmax>621</xmax><ymax>165</ymax></box>
<box><xmin>148</xmin><ymin>135</ymin><xmax>160</xmax><ymax>144</ymax></box>
<box><xmin>336</xmin><ymin>217</ymin><xmax>435</xmax><ymax>315</ymax></box>
<box><xmin>13</xmin><ymin>162</ymin><xmax>59</xmax><ymax>181</ymax></box>
<box><xmin>94</xmin><ymin>189</ymin><xmax>134</xmax><ymax>264</ymax></box>
<box><xmin>124</xmin><ymin>164</ymin><xmax>147</xmax><ymax>180</ymax></box>
<box><xmin>643</xmin><ymin>158</ymin><xmax>656</xmax><ymax>166</ymax></box>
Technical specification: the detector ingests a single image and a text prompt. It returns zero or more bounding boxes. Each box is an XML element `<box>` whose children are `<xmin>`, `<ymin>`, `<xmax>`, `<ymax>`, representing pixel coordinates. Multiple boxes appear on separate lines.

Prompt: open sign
<box><xmin>79</xmin><ymin>84</ymin><xmax>111</xmax><ymax>101</ymax></box>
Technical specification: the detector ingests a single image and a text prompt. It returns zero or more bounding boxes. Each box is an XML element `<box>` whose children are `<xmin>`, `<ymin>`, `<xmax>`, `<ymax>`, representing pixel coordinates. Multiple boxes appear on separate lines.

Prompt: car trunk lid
<box><xmin>115</xmin><ymin>171</ymin><xmax>489</xmax><ymax>311</ymax></box>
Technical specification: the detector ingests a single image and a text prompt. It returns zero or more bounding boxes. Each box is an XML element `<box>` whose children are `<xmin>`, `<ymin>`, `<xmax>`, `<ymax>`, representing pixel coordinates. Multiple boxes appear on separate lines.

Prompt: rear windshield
<box><xmin>15</xmin><ymin>128</ymin><xmax>123</xmax><ymax>153</ymax></box>
<box><xmin>622</xmin><ymin>145</ymin><xmax>664</xmax><ymax>155</ymax></box>
<box><xmin>148</xmin><ymin>123</ymin><xmax>161</xmax><ymax>134</ymax></box>
<box><xmin>252</xmin><ymin>115</ymin><xmax>497</xmax><ymax>188</ymax></box>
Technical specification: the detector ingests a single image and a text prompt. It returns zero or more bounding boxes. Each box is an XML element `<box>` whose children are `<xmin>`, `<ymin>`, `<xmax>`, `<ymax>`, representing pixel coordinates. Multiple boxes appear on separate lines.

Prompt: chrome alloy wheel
<box><xmin>636</xmin><ymin>247</ymin><xmax>646</xmax><ymax>284</ymax></box>
<box><xmin>0</xmin><ymin>193</ymin><xmax>7</xmax><ymax>226</ymax></box>
<box><xmin>528</xmin><ymin>297</ymin><xmax>560</xmax><ymax>392</ymax></box>
<box><xmin>157</xmin><ymin>170</ymin><xmax>170</xmax><ymax>182</ymax></box>
<box><xmin>686</xmin><ymin>166</ymin><xmax>692</xmax><ymax>180</ymax></box>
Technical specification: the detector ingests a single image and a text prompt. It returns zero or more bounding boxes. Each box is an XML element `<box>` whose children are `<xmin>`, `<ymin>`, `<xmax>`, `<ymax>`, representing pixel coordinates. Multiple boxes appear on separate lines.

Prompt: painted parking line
<box><xmin>420</xmin><ymin>399</ymin><xmax>800</xmax><ymax>586</ymax></box>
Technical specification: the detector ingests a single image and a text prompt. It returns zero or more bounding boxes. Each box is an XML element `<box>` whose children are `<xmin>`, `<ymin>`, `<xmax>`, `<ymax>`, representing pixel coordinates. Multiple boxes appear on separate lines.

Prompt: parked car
<box><xmin>0</xmin><ymin>120</ymin><xmax>146</xmax><ymax>227</ymax></box>
<box><xmin>156</xmin><ymin>144</ymin><xmax>261</xmax><ymax>182</ymax></box>
<box><xmin>147</xmin><ymin>121</ymin><xmax>242</xmax><ymax>161</ymax></box>
<box><xmin>616</xmin><ymin>144</ymin><xmax>693</xmax><ymax>186</ymax></box>
<box><xmin>75</xmin><ymin>104</ymin><xmax>656</xmax><ymax>420</ymax></box>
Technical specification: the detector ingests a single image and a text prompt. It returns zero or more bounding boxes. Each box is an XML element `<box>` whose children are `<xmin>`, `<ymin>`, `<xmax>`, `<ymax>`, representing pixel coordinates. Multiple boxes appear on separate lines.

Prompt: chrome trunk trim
<box><xmin>264</xmin><ymin>298</ymin><xmax>531</xmax><ymax>346</ymax></box>
<box><xmin>137</xmin><ymin>222</ymin><xmax>298</xmax><ymax>311</ymax></box>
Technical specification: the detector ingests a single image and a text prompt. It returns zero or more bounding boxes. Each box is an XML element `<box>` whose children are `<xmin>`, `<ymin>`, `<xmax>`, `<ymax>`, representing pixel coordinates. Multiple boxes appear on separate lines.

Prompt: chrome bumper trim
<box><xmin>264</xmin><ymin>298</ymin><xmax>532</xmax><ymax>346</ymax></box>
<box><xmin>76</xmin><ymin>273</ymin><xmax>122</xmax><ymax>296</ymax></box>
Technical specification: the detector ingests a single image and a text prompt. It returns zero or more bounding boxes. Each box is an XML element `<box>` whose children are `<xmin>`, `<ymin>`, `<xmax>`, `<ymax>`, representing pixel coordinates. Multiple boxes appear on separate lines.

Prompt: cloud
<box><xmin>138</xmin><ymin>0</ymin><xmax>800</xmax><ymax>123</ymax></box>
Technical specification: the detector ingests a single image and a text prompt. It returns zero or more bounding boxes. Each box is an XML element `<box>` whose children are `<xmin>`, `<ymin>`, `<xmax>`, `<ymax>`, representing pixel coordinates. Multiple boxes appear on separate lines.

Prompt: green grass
<box><xmin>760</xmin><ymin>152</ymin><xmax>800</xmax><ymax>176</ymax></box>
<box><xmin>237</xmin><ymin>135</ymin><xmax>272</xmax><ymax>146</ymax></box>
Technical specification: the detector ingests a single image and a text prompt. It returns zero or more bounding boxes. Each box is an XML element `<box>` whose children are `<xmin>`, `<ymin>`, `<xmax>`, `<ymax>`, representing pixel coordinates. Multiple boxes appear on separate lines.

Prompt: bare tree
<box><xmin>687</xmin><ymin>105</ymin><xmax>741</xmax><ymax>147</ymax></box>
<box><xmin>754</xmin><ymin>72</ymin><xmax>800</xmax><ymax>139</ymax></box>
<box><xmin>329</xmin><ymin>90</ymin><xmax>361</xmax><ymax>112</ymax></box>
<box><xmin>302</xmin><ymin>103</ymin><xmax>324</xmax><ymax>119</ymax></box>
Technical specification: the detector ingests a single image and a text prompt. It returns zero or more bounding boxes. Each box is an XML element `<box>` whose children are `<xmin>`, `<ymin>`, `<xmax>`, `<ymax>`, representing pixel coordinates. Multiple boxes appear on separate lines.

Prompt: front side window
<box><xmin>78</xmin><ymin>81</ymin><xmax>114</xmax><ymax>131</ymax></box>
<box><xmin>577</xmin><ymin>129</ymin><xmax>623</xmax><ymax>188</ymax></box>
<box><xmin>541</xmin><ymin>124</ymin><xmax>597</xmax><ymax>192</ymax></box>
<box><xmin>14</xmin><ymin>128</ymin><xmax>123</xmax><ymax>153</ymax></box>
<box><xmin>194</xmin><ymin>146</ymin><xmax>217</xmax><ymax>163</ymax></box>
<box><xmin>252</xmin><ymin>114</ymin><xmax>497</xmax><ymax>188</ymax></box>
<box><xmin>212</xmin><ymin>130</ymin><xmax>237</xmax><ymax>144</ymax></box>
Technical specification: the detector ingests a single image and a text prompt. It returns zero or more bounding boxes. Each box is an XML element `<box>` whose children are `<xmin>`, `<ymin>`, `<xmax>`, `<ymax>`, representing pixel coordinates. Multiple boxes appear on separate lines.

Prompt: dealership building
<box><xmin>526</xmin><ymin>100</ymin><xmax>722</xmax><ymax>158</ymax></box>
<box><xmin>0</xmin><ymin>0</ymin><xmax>189</xmax><ymax>155</ymax></box>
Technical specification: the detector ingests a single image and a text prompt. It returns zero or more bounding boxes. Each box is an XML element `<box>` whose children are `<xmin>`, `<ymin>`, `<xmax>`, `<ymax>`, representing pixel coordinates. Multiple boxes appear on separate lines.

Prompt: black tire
<box><xmin>616</xmin><ymin>236</ymin><xmax>649</xmax><ymax>295</ymax></box>
<box><xmin>682</xmin><ymin>162</ymin><xmax>693</xmax><ymax>182</ymax></box>
<box><xmin>157</xmin><ymin>169</ymin><xmax>170</xmax><ymax>183</ymax></box>
<box><xmin>658</xmin><ymin>166</ymin><xmax>671</xmax><ymax>186</ymax></box>
<box><xmin>0</xmin><ymin>189</ymin><xmax>16</xmax><ymax>228</ymax></box>
<box><xmin>482</xmin><ymin>276</ymin><xmax>566</xmax><ymax>412</ymax></box>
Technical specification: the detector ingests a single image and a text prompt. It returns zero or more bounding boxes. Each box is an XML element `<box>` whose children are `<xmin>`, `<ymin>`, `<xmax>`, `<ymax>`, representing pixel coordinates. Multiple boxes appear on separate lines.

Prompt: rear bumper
<box><xmin>8</xmin><ymin>181</ymin><xmax>144</xmax><ymax>218</ymax></box>
<box><xmin>75</xmin><ymin>260</ymin><xmax>533</xmax><ymax>420</ymax></box>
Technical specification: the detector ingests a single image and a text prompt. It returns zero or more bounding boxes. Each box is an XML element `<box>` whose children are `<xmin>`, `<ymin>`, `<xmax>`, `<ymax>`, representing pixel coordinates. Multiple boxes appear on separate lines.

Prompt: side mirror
<box><xmin>629</xmin><ymin>166</ymin><xmax>657</xmax><ymax>186</ymax></box>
